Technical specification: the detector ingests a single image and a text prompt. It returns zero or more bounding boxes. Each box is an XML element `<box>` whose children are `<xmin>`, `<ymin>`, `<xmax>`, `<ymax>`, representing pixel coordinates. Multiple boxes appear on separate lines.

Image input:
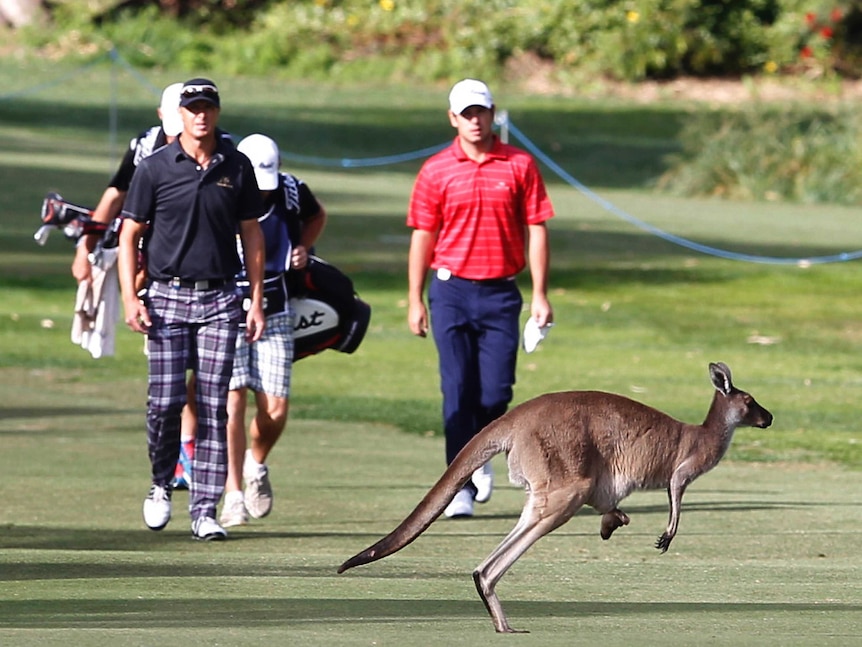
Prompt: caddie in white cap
<box><xmin>215</xmin><ymin>133</ymin><xmax>328</xmax><ymax>530</ymax></box>
<box><xmin>71</xmin><ymin>81</ymin><xmax>187</xmax><ymax>286</ymax></box>
<box><xmin>448</xmin><ymin>78</ymin><xmax>494</xmax><ymax>115</ymax></box>
<box><xmin>158</xmin><ymin>82</ymin><xmax>184</xmax><ymax>137</ymax></box>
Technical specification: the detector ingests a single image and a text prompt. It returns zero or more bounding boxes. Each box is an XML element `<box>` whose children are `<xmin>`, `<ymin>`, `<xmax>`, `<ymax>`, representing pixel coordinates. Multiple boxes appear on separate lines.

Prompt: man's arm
<box><xmin>118</xmin><ymin>218</ymin><xmax>150</xmax><ymax>334</ymax></box>
<box><xmin>526</xmin><ymin>222</ymin><xmax>553</xmax><ymax>327</ymax></box>
<box><xmin>71</xmin><ymin>187</ymin><xmax>127</xmax><ymax>282</ymax></box>
<box><xmin>407</xmin><ymin>228</ymin><xmax>436</xmax><ymax>337</ymax></box>
<box><xmin>239</xmin><ymin>218</ymin><xmax>266</xmax><ymax>342</ymax></box>
<box><xmin>299</xmin><ymin>205</ymin><xmax>327</xmax><ymax>250</ymax></box>
<box><xmin>292</xmin><ymin>204</ymin><xmax>327</xmax><ymax>270</ymax></box>
<box><xmin>73</xmin><ymin>141</ymin><xmax>138</xmax><ymax>282</ymax></box>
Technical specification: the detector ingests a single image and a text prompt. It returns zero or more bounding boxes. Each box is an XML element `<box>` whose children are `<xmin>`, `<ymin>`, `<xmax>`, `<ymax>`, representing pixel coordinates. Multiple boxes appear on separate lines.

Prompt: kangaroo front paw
<box><xmin>655</xmin><ymin>533</ymin><xmax>672</xmax><ymax>553</ymax></box>
<box><xmin>600</xmin><ymin>509</ymin><xmax>631</xmax><ymax>540</ymax></box>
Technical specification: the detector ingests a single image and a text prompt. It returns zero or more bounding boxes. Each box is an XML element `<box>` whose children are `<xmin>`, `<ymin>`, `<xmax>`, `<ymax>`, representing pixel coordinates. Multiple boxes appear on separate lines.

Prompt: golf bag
<box><xmin>289</xmin><ymin>256</ymin><xmax>371</xmax><ymax>361</ymax></box>
<box><xmin>34</xmin><ymin>192</ymin><xmax>106</xmax><ymax>245</ymax></box>
<box><xmin>35</xmin><ymin>192</ymin><xmax>371</xmax><ymax>361</ymax></box>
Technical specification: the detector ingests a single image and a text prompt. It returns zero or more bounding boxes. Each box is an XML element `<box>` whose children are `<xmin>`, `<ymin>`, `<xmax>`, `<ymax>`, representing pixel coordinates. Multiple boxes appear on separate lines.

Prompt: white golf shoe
<box><xmin>192</xmin><ymin>516</ymin><xmax>228</xmax><ymax>541</ymax></box>
<box><xmin>444</xmin><ymin>487</ymin><xmax>474</xmax><ymax>518</ymax></box>
<box><xmin>243</xmin><ymin>450</ymin><xmax>273</xmax><ymax>519</ymax></box>
<box><xmin>219</xmin><ymin>490</ymin><xmax>249</xmax><ymax>528</ymax></box>
<box><xmin>472</xmin><ymin>462</ymin><xmax>494</xmax><ymax>503</ymax></box>
<box><xmin>142</xmin><ymin>484</ymin><xmax>172</xmax><ymax>531</ymax></box>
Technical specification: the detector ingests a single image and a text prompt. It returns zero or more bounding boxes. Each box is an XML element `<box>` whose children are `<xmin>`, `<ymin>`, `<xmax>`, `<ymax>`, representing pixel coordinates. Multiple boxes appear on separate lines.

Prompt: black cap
<box><xmin>179</xmin><ymin>78</ymin><xmax>220</xmax><ymax>108</ymax></box>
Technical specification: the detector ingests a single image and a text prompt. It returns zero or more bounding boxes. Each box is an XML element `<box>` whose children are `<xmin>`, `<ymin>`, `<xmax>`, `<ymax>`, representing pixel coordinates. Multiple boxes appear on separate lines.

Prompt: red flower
<box><xmin>831</xmin><ymin>8</ymin><xmax>843</xmax><ymax>23</ymax></box>
<box><xmin>800</xmin><ymin>45</ymin><xmax>813</xmax><ymax>59</ymax></box>
<box><xmin>805</xmin><ymin>12</ymin><xmax>817</xmax><ymax>26</ymax></box>
<box><xmin>821</xmin><ymin>26</ymin><xmax>834</xmax><ymax>39</ymax></box>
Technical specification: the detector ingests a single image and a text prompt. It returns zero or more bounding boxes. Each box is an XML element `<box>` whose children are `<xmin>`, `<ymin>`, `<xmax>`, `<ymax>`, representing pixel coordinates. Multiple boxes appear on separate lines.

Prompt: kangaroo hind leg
<box><xmin>473</xmin><ymin>487</ymin><xmax>586</xmax><ymax>634</ymax></box>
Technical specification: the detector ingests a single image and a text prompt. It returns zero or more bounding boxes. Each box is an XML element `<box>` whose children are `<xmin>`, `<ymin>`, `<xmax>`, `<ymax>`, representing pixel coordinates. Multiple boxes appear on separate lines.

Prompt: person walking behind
<box><xmin>219</xmin><ymin>133</ymin><xmax>328</xmax><ymax>527</ymax></box>
<box><xmin>72</xmin><ymin>82</ymin><xmax>185</xmax><ymax>285</ymax></box>
<box><xmin>68</xmin><ymin>82</ymin><xmax>205</xmax><ymax>490</ymax></box>
<box><xmin>406</xmin><ymin>79</ymin><xmax>555</xmax><ymax>518</ymax></box>
<box><xmin>118</xmin><ymin>78</ymin><xmax>266</xmax><ymax>541</ymax></box>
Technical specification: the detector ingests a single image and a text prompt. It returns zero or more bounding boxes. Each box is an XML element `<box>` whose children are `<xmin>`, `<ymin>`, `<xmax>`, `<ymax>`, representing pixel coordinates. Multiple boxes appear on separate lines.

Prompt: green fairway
<box><xmin>2</xmin><ymin>417</ymin><xmax>861</xmax><ymax>646</ymax></box>
<box><xmin>1</xmin><ymin>60</ymin><xmax>861</xmax><ymax>646</ymax></box>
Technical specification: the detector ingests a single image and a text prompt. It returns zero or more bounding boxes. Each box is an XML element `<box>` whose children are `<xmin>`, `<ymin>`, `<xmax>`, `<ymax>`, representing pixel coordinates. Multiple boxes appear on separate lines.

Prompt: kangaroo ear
<box><xmin>709</xmin><ymin>362</ymin><xmax>733</xmax><ymax>395</ymax></box>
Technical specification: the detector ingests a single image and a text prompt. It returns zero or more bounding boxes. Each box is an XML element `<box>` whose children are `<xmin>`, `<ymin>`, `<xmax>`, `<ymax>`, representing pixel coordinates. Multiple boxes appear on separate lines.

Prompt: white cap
<box><xmin>237</xmin><ymin>133</ymin><xmax>280</xmax><ymax>191</ymax></box>
<box><xmin>159</xmin><ymin>83</ymin><xmax>184</xmax><ymax>137</ymax></box>
<box><xmin>448</xmin><ymin>79</ymin><xmax>494</xmax><ymax>115</ymax></box>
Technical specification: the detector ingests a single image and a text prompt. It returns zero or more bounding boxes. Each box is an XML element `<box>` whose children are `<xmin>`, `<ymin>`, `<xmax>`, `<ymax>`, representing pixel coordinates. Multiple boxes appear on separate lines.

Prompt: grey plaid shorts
<box><xmin>229</xmin><ymin>312</ymin><xmax>295</xmax><ymax>398</ymax></box>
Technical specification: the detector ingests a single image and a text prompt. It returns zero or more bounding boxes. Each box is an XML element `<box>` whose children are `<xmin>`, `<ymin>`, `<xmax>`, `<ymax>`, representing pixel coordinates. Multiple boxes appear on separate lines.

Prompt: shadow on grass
<box><xmin>291</xmin><ymin>394</ymin><xmax>440</xmax><ymax>435</ymax></box>
<box><xmin>0</xmin><ymin>494</ymin><xmax>850</xmax><ymax>557</ymax></box>
<box><xmin>596</xmin><ymin>498</ymin><xmax>862</xmax><ymax>516</ymax></box>
<box><xmin>310</xmin><ymin>223</ymin><xmax>849</xmax><ymax>290</ymax></box>
<box><xmin>1</xmin><ymin>597</ymin><xmax>860</xmax><ymax>628</ymax></box>
<box><xmin>0</xmin><ymin>97</ymin><xmax>685</xmax><ymax>190</ymax></box>
<box><xmin>0</xmin><ymin>555</ymin><xmax>342</xmax><ymax>582</ymax></box>
<box><xmin>0</xmin><ymin>407</ymin><xmax>139</xmax><ymax>425</ymax></box>
<box><xmin>0</xmin><ymin>524</ymin><xmax>378</xmax><ymax>556</ymax></box>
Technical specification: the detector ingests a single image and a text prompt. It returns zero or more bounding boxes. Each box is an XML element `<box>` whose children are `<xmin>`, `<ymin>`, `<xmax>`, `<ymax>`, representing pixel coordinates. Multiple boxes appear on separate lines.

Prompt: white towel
<box><xmin>71</xmin><ymin>248</ymin><xmax>120</xmax><ymax>358</ymax></box>
<box><xmin>522</xmin><ymin>318</ymin><xmax>554</xmax><ymax>353</ymax></box>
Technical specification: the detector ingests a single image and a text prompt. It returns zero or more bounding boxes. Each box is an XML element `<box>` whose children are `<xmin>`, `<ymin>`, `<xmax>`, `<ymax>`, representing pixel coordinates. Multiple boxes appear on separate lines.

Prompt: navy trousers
<box><xmin>428</xmin><ymin>273</ymin><xmax>522</xmax><ymax>470</ymax></box>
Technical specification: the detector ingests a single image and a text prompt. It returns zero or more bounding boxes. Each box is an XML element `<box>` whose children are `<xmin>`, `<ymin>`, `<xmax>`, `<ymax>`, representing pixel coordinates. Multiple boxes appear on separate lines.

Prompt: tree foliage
<box><xmin>10</xmin><ymin>0</ymin><xmax>862</xmax><ymax>82</ymax></box>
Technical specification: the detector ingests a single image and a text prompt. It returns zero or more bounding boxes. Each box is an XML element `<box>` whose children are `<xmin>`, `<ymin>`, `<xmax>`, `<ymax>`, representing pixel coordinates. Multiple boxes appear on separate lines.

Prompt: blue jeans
<box><xmin>429</xmin><ymin>273</ymin><xmax>522</xmax><ymax>468</ymax></box>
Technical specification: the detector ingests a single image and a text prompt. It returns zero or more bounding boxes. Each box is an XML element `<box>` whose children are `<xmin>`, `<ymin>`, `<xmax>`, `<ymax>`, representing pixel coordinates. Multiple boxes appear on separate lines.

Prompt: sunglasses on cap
<box><xmin>181</xmin><ymin>84</ymin><xmax>219</xmax><ymax>98</ymax></box>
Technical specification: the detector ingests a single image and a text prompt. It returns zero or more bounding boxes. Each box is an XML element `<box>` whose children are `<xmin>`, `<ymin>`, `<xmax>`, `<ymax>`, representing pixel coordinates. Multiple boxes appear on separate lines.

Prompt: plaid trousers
<box><xmin>145</xmin><ymin>280</ymin><xmax>242</xmax><ymax>522</ymax></box>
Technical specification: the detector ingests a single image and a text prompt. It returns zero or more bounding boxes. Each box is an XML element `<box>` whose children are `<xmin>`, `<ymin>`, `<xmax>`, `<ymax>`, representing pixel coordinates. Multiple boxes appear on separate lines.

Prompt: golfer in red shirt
<box><xmin>407</xmin><ymin>78</ymin><xmax>555</xmax><ymax>518</ymax></box>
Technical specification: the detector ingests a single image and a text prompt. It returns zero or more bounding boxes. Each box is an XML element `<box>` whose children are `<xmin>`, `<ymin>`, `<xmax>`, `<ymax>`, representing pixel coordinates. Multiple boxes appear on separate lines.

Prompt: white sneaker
<box><xmin>192</xmin><ymin>516</ymin><xmax>228</xmax><ymax>541</ymax></box>
<box><xmin>219</xmin><ymin>490</ymin><xmax>249</xmax><ymax>528</ymax></box>
<box><xmin>472</xmin><ymin>462</ymin><xmax>494</xmax><ymax>503</ymax></box>
<box><xmin>444</xmin><ymin>487</ymin><xmax>474</xmax><ymax>518</ymax></box>
<box><xmin>142</xmin><ymin>484</ymin><xmax>172</xmax><ymax>531</ymax></box>
<box><xmin>243</xmin><ymin>450</ymin><xmax>273</xmax><ymax>519</ymax></box>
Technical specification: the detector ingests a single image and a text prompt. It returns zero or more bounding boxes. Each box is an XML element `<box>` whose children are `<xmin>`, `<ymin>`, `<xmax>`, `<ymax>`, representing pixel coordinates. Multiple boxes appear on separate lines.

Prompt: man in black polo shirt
<box><xmin>118</xmin><ymin>78</ymin><xmax>266</xmax><ymax>541</ymax></box>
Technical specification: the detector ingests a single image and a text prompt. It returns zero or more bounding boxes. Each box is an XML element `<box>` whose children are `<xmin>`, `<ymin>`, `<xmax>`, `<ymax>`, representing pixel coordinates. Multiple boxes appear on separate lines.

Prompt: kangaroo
<box><xmin>338</xmin><ymin>362</ymin><xmax>773</xmax><ymax>633</ymax></box>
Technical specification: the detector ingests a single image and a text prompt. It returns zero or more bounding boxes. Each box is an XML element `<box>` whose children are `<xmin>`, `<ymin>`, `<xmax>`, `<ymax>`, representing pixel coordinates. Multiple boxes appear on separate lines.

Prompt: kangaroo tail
<box><xmin>337</xmin><ymin>419</ymin><xmax>512</xmax><ymax>573</ymax></box>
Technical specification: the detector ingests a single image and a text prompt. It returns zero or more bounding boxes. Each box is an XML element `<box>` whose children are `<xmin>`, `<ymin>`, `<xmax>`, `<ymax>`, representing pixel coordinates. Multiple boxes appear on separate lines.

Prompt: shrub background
<box><xmin>11</xmin><ymin>0</ymin><xmax>862</xmax><ymax>82</ymax></box>
<box><xmin>659</xmin><ymin>106</ymin><xmax>862</xmax><ymax>204</ymax></box>
<box><xmin>7</xmin><ymin>0</ymin><xmax>862</xmax><ymax>204</ymax></box>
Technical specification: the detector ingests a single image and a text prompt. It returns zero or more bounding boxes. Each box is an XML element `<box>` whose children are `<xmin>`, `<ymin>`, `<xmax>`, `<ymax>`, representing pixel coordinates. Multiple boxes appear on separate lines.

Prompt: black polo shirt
<box><xmin>110</xmin><ymin>127</ymin><xmax>234</xmax><ymax>192</ymax></box>
<box><xmin>122</xmin><ymin>137</ymin><xmax>264</xmax><ymax>283</ymax></box>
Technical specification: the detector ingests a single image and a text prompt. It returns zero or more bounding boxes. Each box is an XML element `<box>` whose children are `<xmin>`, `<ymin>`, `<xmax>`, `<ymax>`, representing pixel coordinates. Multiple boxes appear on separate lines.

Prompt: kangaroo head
<box><xmin>709</xmin><ymin>362</ymin><xmax>773</xmax><ymax>429</ymax></box>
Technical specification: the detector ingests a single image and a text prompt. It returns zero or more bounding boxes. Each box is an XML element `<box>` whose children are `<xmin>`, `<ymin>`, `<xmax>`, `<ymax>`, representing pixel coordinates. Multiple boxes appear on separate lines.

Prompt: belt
<box><xmin>160</xmin><ymin>277</ymin><xmax>233</xmax><ymax>290</ymax></box>
<box><xmin>437</xmin><ymin>268</ymin><xmax>515</xmax><ymax>285</ymax></box>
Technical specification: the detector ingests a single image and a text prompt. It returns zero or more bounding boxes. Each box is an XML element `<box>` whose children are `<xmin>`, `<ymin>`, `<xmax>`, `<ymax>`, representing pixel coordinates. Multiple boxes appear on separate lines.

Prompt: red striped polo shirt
<box><xmin>407</xmin><ymin>136</ymin><xmax>554</xmax><ymax>280</ymax></box>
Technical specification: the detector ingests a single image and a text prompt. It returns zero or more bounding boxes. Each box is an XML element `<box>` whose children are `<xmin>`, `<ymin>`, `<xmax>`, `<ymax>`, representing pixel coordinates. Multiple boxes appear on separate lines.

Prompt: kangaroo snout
<box><xmin>756</xmin><ymin>411</ymin><xmax>773</xmax><ymax>428</ymax></box>
<box><xmin>744</xmin><ymin>394</ymin><xmax>773</xmax><ymax>428</ymax></box>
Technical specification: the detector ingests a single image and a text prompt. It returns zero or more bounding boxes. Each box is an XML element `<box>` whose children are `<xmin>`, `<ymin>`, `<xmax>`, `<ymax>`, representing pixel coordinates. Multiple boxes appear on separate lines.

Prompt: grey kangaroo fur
<box><xmin>338</xmin><ymin>362</ymin><xmax>773</xmax><ymax>633</ymax></box>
